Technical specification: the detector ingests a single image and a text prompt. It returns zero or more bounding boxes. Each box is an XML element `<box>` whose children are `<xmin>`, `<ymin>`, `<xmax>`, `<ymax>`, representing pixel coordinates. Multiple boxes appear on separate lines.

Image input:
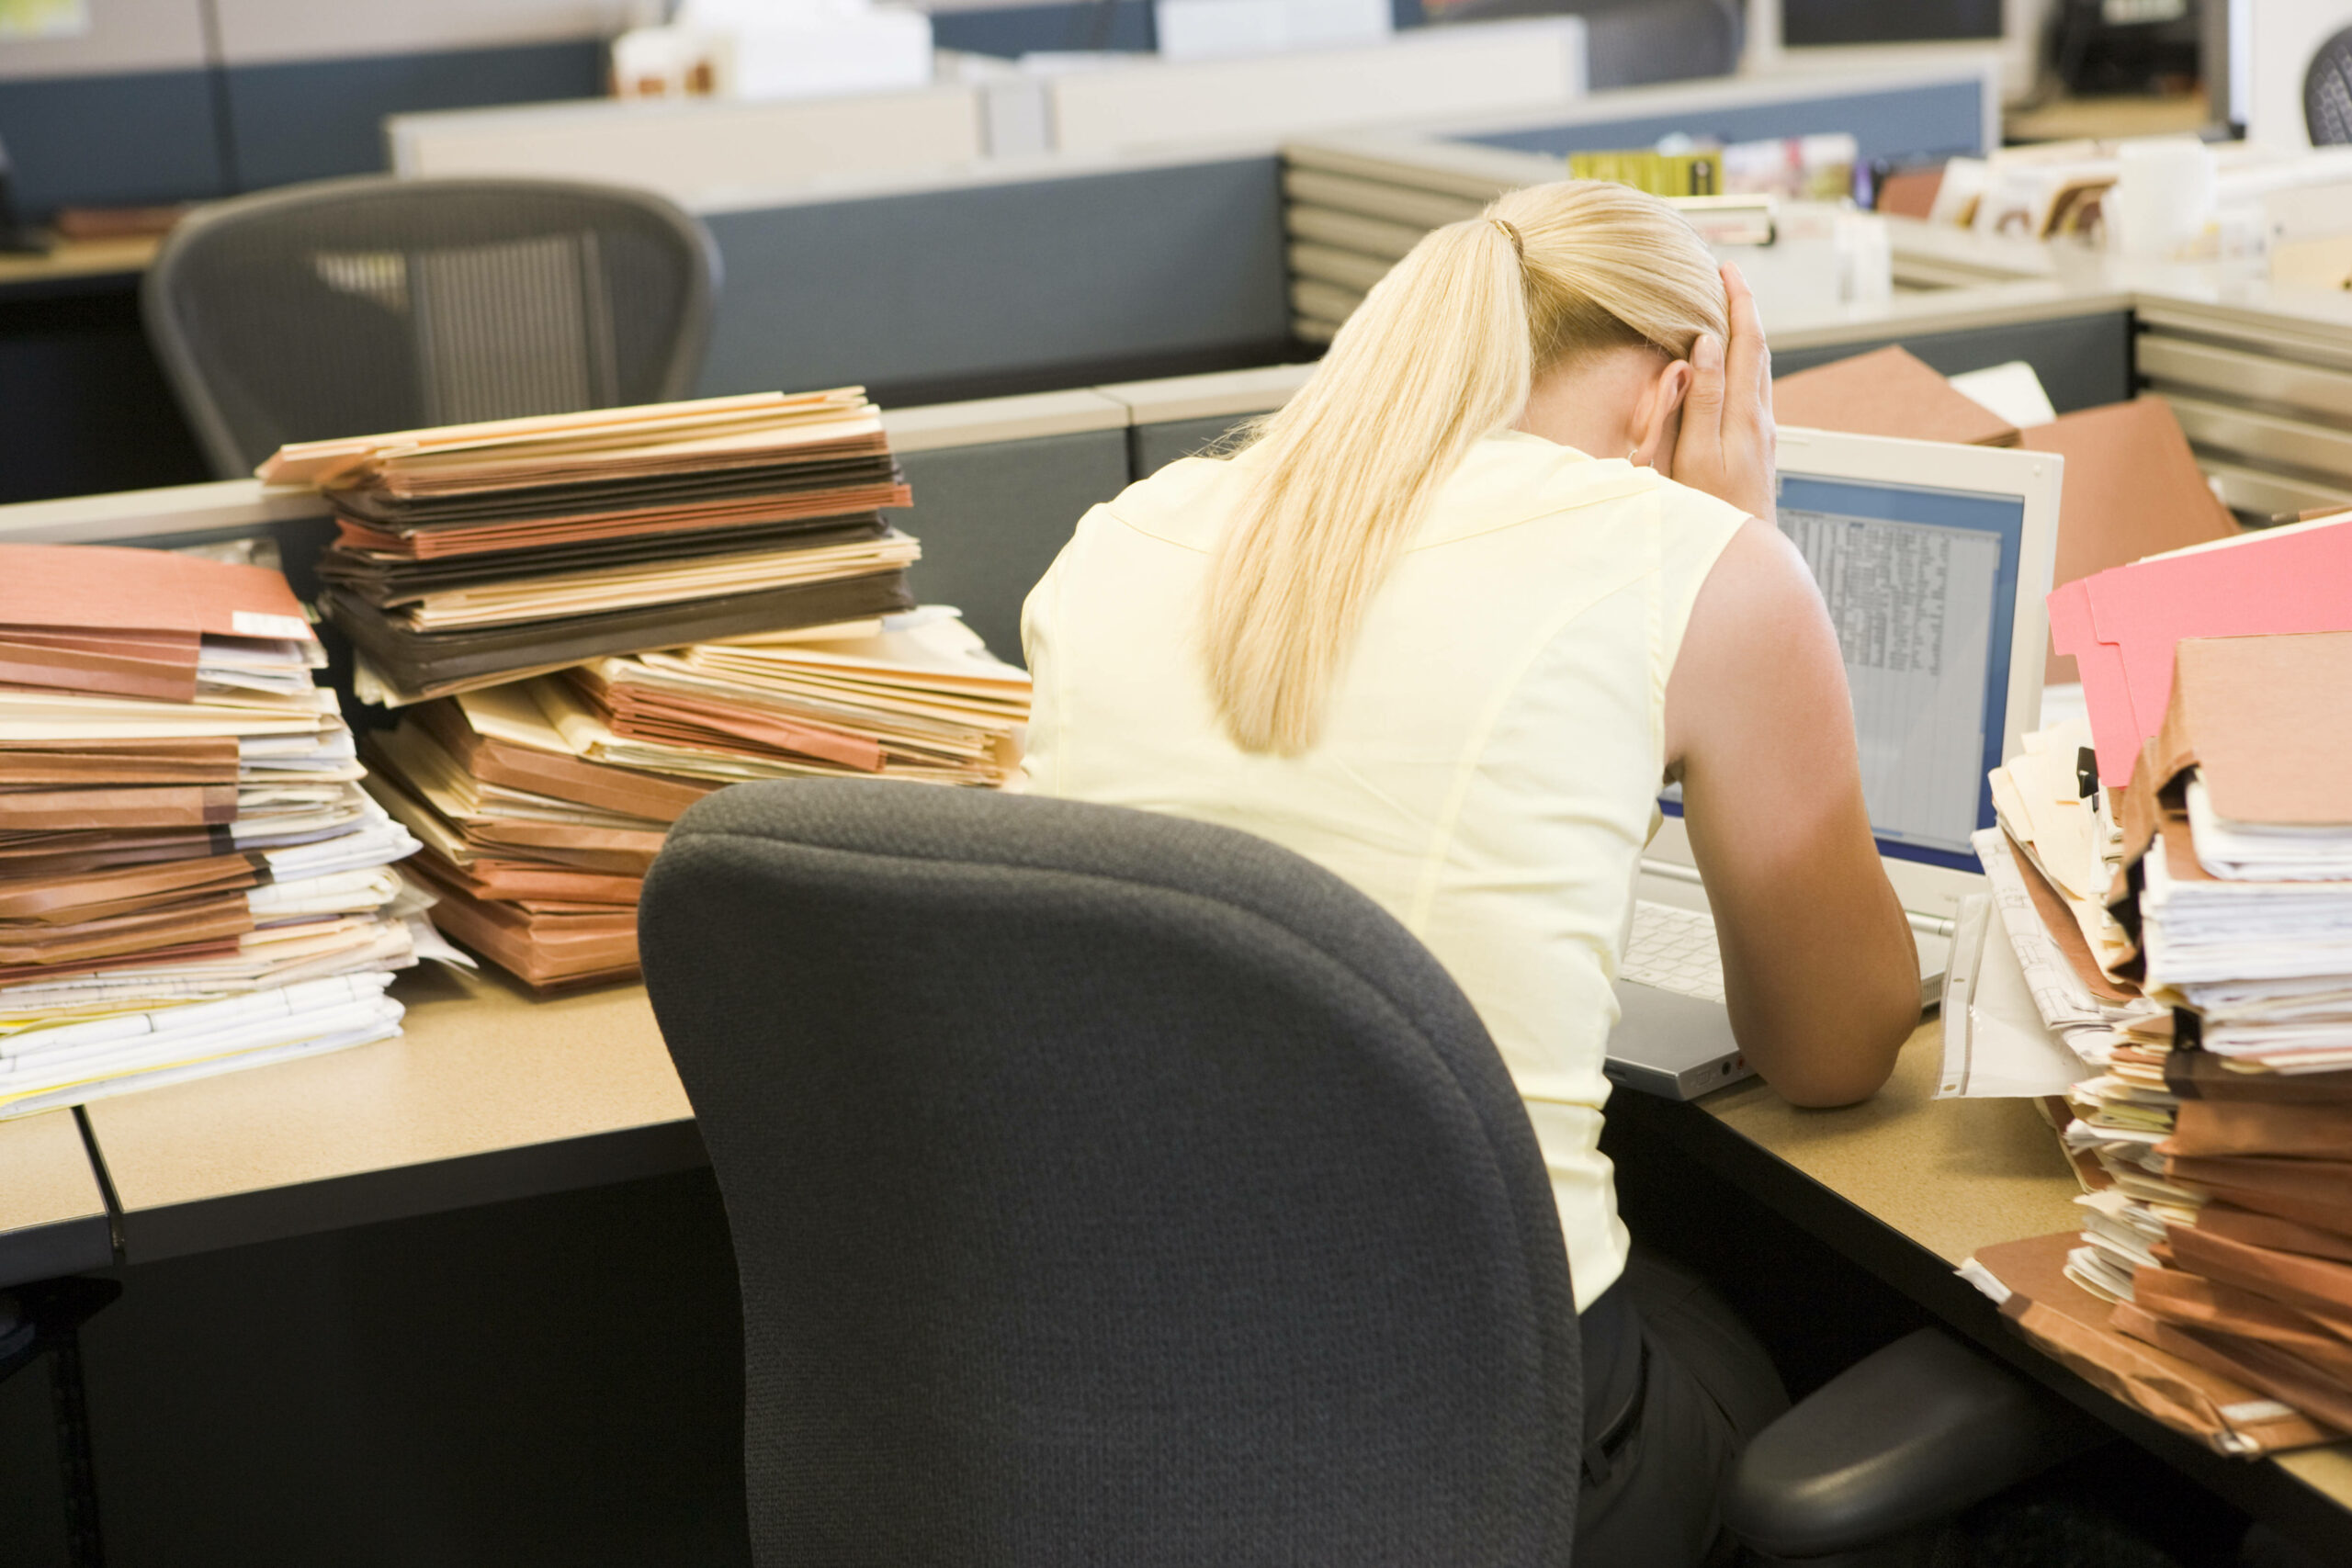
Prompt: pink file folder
<box><xmin>2047</xmin><ymin>514</ymin><xmax>2352</xmax><ymax>787</ymax></box>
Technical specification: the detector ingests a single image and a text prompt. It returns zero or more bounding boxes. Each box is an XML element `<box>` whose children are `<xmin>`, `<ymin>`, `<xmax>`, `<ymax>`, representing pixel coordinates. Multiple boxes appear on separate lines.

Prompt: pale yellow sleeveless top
<box><xmin>1019</xmin><ymin>430</ymin><xmax>1747</xmax><ymax>1308</ymax></box>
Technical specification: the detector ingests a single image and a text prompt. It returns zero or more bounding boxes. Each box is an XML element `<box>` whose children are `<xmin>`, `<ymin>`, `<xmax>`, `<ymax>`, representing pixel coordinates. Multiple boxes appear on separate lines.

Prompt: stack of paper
<box><xmin>360</xmin><ymin>609</ymin><xmax>1029</xmax><ymax>988</ymax></box>
<box><xmin>1983</xmin><ymin>632</ymin><xmax>2352</xmax><ymax>1440</ymax></box>
<box><xmin>267</xmin><ymin>390</ymin><xmax>922</xmax><ymax>704</ymax></box>
<box><xmin>0</xmin><ymin>545</ymin><xmax>430</xmax><ymax>1117</ymax></box>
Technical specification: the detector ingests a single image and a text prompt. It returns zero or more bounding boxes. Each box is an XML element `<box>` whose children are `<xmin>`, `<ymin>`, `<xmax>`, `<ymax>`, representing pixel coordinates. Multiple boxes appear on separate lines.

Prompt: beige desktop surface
<box><xmin>0</xmin><ymin>235</ymin><xmax>160</xmax><ymax>288</ymax></box>
<box><xmin>0</xmin><ymin>1109</ymin><xmax>106</xmax><ymax>1237</ymax></box>
<box><xmin>1696</xmin><ymin>1020</ymin><xmax>2084</xmax><ymax>1265</ymax></box>
<box><xmin>83</xmin><ymin>964</ymin><xmax>688</xmax><ymax>1218</ymax></box>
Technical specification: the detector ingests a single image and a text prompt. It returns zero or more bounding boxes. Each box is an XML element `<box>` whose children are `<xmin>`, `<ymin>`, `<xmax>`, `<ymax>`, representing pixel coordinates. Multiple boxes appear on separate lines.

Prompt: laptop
<box><xmin>1604</xmin><ymin>427</ymin><xmax>2064</xmax><ymax>1100</ymax></box>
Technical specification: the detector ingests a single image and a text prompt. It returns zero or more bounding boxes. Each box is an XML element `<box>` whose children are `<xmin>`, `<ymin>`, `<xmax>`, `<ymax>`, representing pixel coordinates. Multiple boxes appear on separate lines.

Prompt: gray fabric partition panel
<box><xmin>1772</xmin><ymin>310</ymin><xmax>2132</xmax><ymax>416</ymax></box>
<box><xmin>926</xmin><ymin>0</ymin><xmax>1422</xmax><ymax>55</ymax></box>
<box><xmin>1432</xmin><ymin>0</ymin><xmax>1740</xmax><ymax>88</ymax></box>
<box><xmin>695</xmin><ymin>158</ymin><xmax>1291</xmax><ymax>402</ymax></box>
<box><xmin>0</xmin><ymin>70</ymin><xmax>227</xmax><ymax>214</ymax></box>
<box><xmin>221</xmin><ymin>42</ymin><xmax>609</xmax><ymax>191</ymax></box>
<box><xmin>1465</xmin><ymin>80</ymin><xmax>1988</xmax><ymax>165</ymax></box>
<box><xmin>896</xmin><ymin>428</ymin><xmax>1132</xmax><ymax>664</ymax></box>
<box><xmin>1131</xmin><ymin>412</ymin><xmax>1255</xmax><ymax>477</ymax></box>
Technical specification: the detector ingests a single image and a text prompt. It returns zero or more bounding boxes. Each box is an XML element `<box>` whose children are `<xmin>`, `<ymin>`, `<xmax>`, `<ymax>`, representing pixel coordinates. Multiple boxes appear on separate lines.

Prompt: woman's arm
<box><xmin>1663</xmin><ymin>522</ymin><xmax>1919</xmax><ymax>1107</ymax></box>
<box><xmin>1662</xmin><ymin>263</ymin><xmax>1916</xmax><ymax>1108</ymax></box>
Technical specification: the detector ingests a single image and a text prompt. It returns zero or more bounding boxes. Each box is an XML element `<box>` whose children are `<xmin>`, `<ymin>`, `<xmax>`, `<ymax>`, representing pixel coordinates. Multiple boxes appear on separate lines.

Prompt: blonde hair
<box><xmin>1204</xmin><ymin>179</ymin><xmax>1731</xmax><ymax>755</ymax></box>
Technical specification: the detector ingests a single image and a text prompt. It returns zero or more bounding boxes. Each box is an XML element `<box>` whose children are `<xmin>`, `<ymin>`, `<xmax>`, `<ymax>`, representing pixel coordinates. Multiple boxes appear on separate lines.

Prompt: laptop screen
<box><xmin>1773</xmin><ymin>471</ymin><xmax>2024</xmax><ymax>873</ymax></box>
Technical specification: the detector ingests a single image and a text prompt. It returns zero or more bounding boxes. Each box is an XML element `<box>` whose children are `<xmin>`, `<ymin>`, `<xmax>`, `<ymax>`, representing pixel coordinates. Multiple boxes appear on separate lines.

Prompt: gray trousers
<box><xmin>1577</xmin><ymin>1249</ymin><xmax>1792</xmax><ymax>1568</ymax></box>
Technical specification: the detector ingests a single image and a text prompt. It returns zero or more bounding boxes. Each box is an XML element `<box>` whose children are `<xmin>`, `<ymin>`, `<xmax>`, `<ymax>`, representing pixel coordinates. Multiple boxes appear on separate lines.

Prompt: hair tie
<box><xmin>1488</xmin><ymin>217</ymin><xmax>1525</xmax><ymax>262</ymax></box>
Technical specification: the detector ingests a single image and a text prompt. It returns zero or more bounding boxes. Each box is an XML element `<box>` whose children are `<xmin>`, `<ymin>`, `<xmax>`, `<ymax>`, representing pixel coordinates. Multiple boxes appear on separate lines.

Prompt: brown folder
<box><xmin>2113</xmin><ymin>1301</ymin><xmax>2352</xmax><ymax>1432</ymax></box>
<box><xmin>2</xmin><ymin>784</ymin><xmax>240</xmax><ymax>830</ymax></box>
<box><xmin>0</xmin><ymin>892</ymin><xmax>254</xmax><ymax>966</ymax></box>
<box><xmin>2019</xmin><ymin>399</ymin><xmax>2239</xmax><ymax>684</ymax></box>
<box><xmin>2163</xmin><ymin>1224</ymin><xmax>2352</xmax><ymax>1319</ymax></box>
<box><xmin>1772</xmin><ymin>345</ymin><xmax>2020</xmax><ymax>447</ymax></box>
<box><xmin>2160</xmin><ymin>1100</ymin><xmax>2352</xmax><ymax>1163</ymax></box>
<box><xmin>0</xmin><ymin>544</ymin><xmax>316</xmax><ymax>698</ymax></box>
<box><xmin>2197</xmin><ymin>1203</ymin><xmax>2352</xmax><ymax>1265</ymax></box>
<box><xmin>2135</xmin><ymin>1262</ymin><xmax>2352</xmax><ymax>1351</ymax></box>
<box><xmin>2142</xmin><ymin>632</ymin><xmax>2352</xmax><ymax>830</ymax></box>
<box><xmin>413</xmin><ymin>873</ymin><xmax>640</xmax><ymax>991</ymax></box>
<box><xmin>2168</xmin><ymin>1154</ymin><xmax>2352</xmax><ymax>1219</ymax></box>
<box><xmin>1969</xmin><ymin>1230</ymin><xmax>2337</xmax><ymax>1452</ymax></box>
<box><xmin>0</xmin><ymin>852</ymin><xmax>258</xmax><ymax>924</ymax></box>
<box><xmin>413</xmin><ymin>699</ymin><xmax>711</xmax><ymax>824</ymax></box>
<box><xmin>2165</xmin><ymin>1051</ymin><xmax>2352</xmax><ymax>1103</ymax></box>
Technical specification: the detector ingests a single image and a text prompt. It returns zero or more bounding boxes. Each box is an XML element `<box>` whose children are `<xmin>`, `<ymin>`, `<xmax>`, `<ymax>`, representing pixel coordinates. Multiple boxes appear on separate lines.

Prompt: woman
<box><xmin>1019</xmin><ymin>180</ymin><xmax>1922</xmax><ymax>1564</ymax></box>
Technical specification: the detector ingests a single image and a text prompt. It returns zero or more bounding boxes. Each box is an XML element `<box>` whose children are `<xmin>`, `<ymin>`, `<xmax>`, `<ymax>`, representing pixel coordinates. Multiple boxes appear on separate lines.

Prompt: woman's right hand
<box><xmin>1671</xmin><ymin>264</ymin><xmax>1777</xmax><ymax>524</ymax></box>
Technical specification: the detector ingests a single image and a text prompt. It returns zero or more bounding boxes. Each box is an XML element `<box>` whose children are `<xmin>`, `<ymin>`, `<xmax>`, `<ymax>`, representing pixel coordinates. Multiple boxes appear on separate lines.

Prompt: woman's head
<box><xmin>1204</xmin><ymin>179</ymin><xmax>1732</xmax><ymax>755</ymax></box>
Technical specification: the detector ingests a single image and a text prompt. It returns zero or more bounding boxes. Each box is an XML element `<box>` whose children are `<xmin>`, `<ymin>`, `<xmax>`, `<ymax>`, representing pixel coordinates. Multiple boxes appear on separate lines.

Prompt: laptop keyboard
<box><xmin>1621</xmin><ymin>900</ymin><xmax>1726</xmax><ymax>1003</ymax></box>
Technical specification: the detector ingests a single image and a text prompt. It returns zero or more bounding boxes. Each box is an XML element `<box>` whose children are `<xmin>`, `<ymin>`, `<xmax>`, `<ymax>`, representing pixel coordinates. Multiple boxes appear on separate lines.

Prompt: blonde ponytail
<box><xmin>1203</xmin><ymin>179</ymin><xmax>1731</xmax><ymax>755</ymax></box>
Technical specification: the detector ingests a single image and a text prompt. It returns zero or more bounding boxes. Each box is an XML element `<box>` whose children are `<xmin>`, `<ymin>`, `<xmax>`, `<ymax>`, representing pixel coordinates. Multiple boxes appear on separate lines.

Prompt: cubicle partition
<box><xmin>0</xmin><ymin>62</ymin><xmax>2020</xmax><ymax>507</ymax></box>
<box><xmin>692</xmin><ymin>153</ymin><xmax>1298</xmax><ymax>409</ymax></box>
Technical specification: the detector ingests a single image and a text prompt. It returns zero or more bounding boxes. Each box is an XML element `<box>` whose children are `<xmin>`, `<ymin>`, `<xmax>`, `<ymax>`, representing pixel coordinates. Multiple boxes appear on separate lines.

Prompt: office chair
<box><xmin>143</xmin><ymin>175</ymin><xmax>719</xmax><ymax>478</ymax></box>
<box><xmin>641</xmin><ymin>779</ymin><xmax>2096</xmax><ymax>1566</ymax></box>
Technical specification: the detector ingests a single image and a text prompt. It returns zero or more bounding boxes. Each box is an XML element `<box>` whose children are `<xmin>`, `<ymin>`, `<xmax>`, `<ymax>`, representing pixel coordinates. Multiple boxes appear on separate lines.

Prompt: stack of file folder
<box><xmin>361</xmin><ymin>609</ymin><xmax>1029</xmax><ymax>989</ymax></box>
<box><xmin>0</xmin><ymin>545</ymin><xmax>427</xmax><ymax>1117</ymax></box>
<box><xmin>267</xmin><ymin>391</ymin><xmax>922</xmax><ymax>705</ymax></box>
<box><xmin>1961</xmin><ymin>606</ymin><xmax>2352</xmax><ymax>1447</ymax></box>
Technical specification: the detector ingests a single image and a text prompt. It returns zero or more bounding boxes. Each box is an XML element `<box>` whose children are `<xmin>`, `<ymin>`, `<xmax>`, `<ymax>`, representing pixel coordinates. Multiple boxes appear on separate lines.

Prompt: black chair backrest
<box><xmin>143</xmin><ymin>175</ymin><xmax>719</xmax><ymax>478</ymax></box>
<box><xmin>640</xmin><ymin>779</ymin><xmax>1581</xmax><ymax>1567</ymax></box>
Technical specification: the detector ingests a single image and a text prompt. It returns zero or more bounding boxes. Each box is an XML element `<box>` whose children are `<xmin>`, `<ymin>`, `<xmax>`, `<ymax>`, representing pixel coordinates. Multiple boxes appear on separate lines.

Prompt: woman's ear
<box><xmin>1630</xmin><ymin>358</ymin><xmax>1694</xmax><ymax>469</ymax></box>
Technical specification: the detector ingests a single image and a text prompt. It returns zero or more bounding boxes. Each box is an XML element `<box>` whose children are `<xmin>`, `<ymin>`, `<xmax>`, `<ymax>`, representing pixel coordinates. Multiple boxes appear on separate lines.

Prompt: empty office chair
<box><xmin>642</xmin><ymin>780</ymin><xmax>1584</xmax><ymax>1565</ymax></box>
<box><xmin>642</xmin><ymin>779</ymin><xmax>2098</xmax><ymax>1566</ymax></box>
<box><xmin>143</xmin><ymin>176</ymin><xmax>718</xmax><ymax>478</ymax></box>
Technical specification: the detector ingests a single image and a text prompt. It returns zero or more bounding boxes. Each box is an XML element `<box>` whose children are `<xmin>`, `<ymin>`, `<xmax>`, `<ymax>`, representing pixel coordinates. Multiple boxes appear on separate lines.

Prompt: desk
<box><xmin>0</xmin><ymin>1110</ymin><xmax>112</xmax><ymax>1289</ymax></box>
<box><xmin>59</xmin><ymin>969</ymin><xmax>2352</xmax><ymax>1552</ymax></box>
<box><xmin>78</xmin><ymin>966</ymin><xmax>696</xmax><ymax>1264</ymax></box>
<box><xmin>0</xmin><ymin>236</ymin><xmax>159</xmax><ymax>297</ymax></box>
<box><xmin>1609</xmin><ymin>1020</ymin><xmax>2352</xmax><ymax>1560</ymax></box>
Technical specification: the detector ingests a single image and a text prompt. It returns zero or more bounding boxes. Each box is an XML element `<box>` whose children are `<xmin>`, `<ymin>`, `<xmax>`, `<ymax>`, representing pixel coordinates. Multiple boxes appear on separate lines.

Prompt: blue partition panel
<box><xmin>223</xmin><ymin>41</ymin><xmax>608</xmax><ymax>190</ymax></box>
<box><xmin>1464</xmin><ymin>79</ymin><xmax>1988</xmax><ymax>165</ymax></box>
<box><xmin>696</xmin><ymin>157</ymin><xmax>1292</xmax><ymax>404</ymax></box>
<box><xmin>0</xmin><ymin>69</ymin><xmax>227</xmax><ymax>213</ymax></box>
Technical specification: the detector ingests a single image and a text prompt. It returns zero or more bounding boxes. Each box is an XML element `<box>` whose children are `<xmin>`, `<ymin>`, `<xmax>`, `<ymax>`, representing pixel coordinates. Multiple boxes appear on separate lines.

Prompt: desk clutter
<box><xmin>360</xmin><ymin>615</ymin><xmax>1028</xmax><ymax>988</ymax></box>
<box><xmin>269</xmin><ymin>390</ymin><xmax>922</xmax><ymax>705</ymax></box>
<box><xmin>1955</xmin><ymin>514</ymin><xmax>2352</xmax><ymax>1455</ymax></box>
<box><xmin>0</xmin><ymin>545</ymin><xmax>436</xmax><ymax>1118</ymax></box>
<box><xmin>255</xmin><ymin>390</ymin><xmax>1031</xmax><ymax>991</ymax></box>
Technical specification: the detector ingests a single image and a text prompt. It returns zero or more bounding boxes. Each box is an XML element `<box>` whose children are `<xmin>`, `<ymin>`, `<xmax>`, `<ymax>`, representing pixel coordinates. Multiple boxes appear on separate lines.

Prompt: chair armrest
<box><xmin>1724</xmin><ymin>1327</ymin><xmax>2102</xmax><ymax>1561</ymax></box>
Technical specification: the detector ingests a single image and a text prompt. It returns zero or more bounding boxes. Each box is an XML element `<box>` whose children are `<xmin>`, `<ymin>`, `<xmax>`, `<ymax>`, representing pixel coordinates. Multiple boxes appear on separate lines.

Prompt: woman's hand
<box><xmin>1671</xmin><ymin>264</ymin><xmax>1777</xmax><ymax>523</ymax></box>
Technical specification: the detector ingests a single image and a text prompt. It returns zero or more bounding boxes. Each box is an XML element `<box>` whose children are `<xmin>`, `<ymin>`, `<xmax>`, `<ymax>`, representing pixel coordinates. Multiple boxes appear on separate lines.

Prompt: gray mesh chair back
<box><xmin>143</xmin><ymin>176</ymin><xmax>719</xmax><ymax>477</ymax></box>
<box><xmin>639</xmin><ymin>780</ymin><xmax>1581</xmax><ymax>1567</ymax></box>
